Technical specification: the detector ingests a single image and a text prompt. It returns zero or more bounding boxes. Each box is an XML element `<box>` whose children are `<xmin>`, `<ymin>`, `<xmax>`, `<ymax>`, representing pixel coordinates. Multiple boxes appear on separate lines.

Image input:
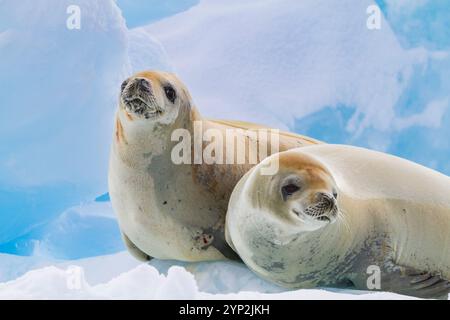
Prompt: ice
<box><xmin>115</xmin><ymin>0</ymin><xmax>199</xmax><ymax>28</ymax></box>
<box><xmin>0</xmin><ymin>252</ymin><xmax>423</xmax><ymax>300</ymax></box>
<box><xmin>376</xmin><ymin>0</ymin><xmax>450</xmax><ymax>50</ymax></box>
<box><xmin>0</xmin><ymin>0</ymin><xmax>170</xmax><ymax>253</ymax></box>
<box><xmin>144</xmin><ymin>0</ymin><xmax>426</xmax><ymax>130</ymax></box>
<box><xmin>0</xmin><ymin>199</ymin><xmax>125</xmax><ymax>259</ymax></box>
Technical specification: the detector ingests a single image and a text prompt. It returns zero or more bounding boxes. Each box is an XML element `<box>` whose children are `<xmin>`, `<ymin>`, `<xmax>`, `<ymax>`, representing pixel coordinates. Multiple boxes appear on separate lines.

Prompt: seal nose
<box><xmin>120</xmin><ymin>79</ymin><xmax>129</xmax><ymax>93</ymax></box>
<box><xmin>137</xmin><ymin>78</ymin><xmax>150</xmax><ymax>90</ymax></box>
<box><xmin>124</xmin><ymin>77</ymin><xmax>152</xmax><ymax>95</ymax></box>
<box><xmin>315</xmin><ymin>192</ymin><xmax>335</xmax><ymax>210</ymax></box>
<box><xmin>132</xmin><ymin>77</ymin><xmax>151</xmax><ymax>93</ymax></box>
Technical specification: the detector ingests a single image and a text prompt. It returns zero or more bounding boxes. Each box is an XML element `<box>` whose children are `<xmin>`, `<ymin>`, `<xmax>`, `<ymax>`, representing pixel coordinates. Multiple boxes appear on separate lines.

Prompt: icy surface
<box><xmin>0</xmin><ymin>252</ymin><xmax>422</xmax><ymax>300</ymax></box>
<box><xmin>0</xmin><ymin>0</ymin><xmax>170</xmax><ymax>254</ymax></box>
<box><xmin>115</xmin><ymin>0</ymin><xmax>199</xmax><ymax>28</ymax></box>
<box><xmin>145</xmin><ymin>0</ymin><xmax>425</xmax><ymax>129</ymax></box>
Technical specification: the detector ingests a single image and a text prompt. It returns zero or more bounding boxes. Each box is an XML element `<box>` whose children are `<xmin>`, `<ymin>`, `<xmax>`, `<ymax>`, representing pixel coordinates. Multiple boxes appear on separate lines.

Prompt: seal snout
<box><xmin>315</xmin><ymin>192</ymin><xmax>336</xmax><ymax>210</ymax></box>
<box><xmin>120</xmin><ymin>77</ymin><xmax>161</xmax><ymax>119</ymax></box>
<box><xmin>123</xmin><ymin>77</ymin><xmax>152</xmax><ymax>94</ymax></box>
<box><xmin>303</xmin><ymin>192</ymin><xmax>338</xmax><ymax>222</ymax></box>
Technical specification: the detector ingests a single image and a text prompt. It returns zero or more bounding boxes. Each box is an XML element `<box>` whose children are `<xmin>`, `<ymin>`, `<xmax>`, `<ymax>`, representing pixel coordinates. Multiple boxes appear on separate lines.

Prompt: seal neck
<box><xmin>292</xmin><ymin>192</ymin><xmax>373</xmax><ymax>281</ymax></box>
<box><xmin>113</xmin><ymin>104</ymin><xmax>196</xmax><ymax>169</ymax></box>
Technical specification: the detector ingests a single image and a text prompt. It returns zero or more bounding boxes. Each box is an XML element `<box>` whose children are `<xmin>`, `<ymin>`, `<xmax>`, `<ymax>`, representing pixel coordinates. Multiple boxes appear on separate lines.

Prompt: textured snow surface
<box><xmin>145</xmin><ymin>0</ymin><xmax>425</xmax><ymax>129</ymax></box>
<box><xmin>0</xmin><ymin>252</ymin><xmax>421</xmax><ymax>300</ymax></box>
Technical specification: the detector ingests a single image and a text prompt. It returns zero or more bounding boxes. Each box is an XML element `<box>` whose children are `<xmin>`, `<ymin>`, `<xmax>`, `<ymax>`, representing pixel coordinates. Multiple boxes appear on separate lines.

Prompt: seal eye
<box><xmin>164</xmin><ymin>86</ymin><xmax>176</xmax><ymax>103</ymax></box>
<box><xmin>281</xmin><ymin>184</ymin><xmax>300</xmax><ymax>201</ymax></box>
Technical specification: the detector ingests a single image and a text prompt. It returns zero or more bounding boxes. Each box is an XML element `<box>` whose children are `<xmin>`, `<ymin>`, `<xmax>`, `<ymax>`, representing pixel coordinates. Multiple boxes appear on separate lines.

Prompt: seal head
<box><xmin>119</xmin><ymin>71</ymin><xmax>191</xmax><ymax>125</ymax></box>
<box><xmin>252</xmin><ymin>152</ymin><xmax>339</xmax><ymax>233</ymax></box>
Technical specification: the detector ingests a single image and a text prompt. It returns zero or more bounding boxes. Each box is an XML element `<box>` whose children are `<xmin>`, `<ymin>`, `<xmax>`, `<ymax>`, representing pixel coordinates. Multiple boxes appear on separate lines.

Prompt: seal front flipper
<box><xmin>122</xmin><ymin>232</ymin><xmax>153</xmax><ymax>262</ymax></box>
<box><xmin>381</xmin><ymin>265</ymin><xmax>450</xmax><ymax>299</ymax></box>
<box><xmin>203</xmin><ymin>227</ymin><xmax>242</xmax><ymax>262</ymax></box>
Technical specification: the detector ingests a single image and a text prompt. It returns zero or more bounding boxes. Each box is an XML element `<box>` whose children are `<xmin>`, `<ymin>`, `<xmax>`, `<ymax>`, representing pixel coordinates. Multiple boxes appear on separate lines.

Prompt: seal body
<box><xmin>226</xmin><ymin>144</ymin><xmax>450</xmax><ymax>298</ymax></box>
<box><xmin>108</xmin><ymin>70</ymin><xmax>320</xmax><ymax>262</ymax></box>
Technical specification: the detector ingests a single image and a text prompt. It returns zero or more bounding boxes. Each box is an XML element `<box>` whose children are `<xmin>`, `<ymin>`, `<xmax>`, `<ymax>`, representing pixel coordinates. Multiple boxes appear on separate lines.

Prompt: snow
<box><xmin>0</xmin><ymin>252</ymin><xmax>419</xmax><ymax>300</ymax></box>
<box><xmin>0</xmin><ymin>0</ymin><xmax>449</xmax><ymax>299</ymax></box>
<box><xmin>144</xmin><ymin>0</ymin><xmax>426</xmax><ymax>131</ymax></box>
<box><xmin>115</xmin><ymin>0</ymin><xmax>199</xmax><ymax>28</ymax></box>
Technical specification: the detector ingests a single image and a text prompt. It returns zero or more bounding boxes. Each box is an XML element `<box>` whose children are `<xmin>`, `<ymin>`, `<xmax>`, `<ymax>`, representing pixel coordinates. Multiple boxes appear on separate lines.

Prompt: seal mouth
<box><xmin>121</xmin><ymin>78</ymin><xmax>163</xmax><ymax>119</ymax></box>
<box><xmin>122</xmin><ymin>96</ymin><xmax>163</xmax><ymax>119</ymax></box>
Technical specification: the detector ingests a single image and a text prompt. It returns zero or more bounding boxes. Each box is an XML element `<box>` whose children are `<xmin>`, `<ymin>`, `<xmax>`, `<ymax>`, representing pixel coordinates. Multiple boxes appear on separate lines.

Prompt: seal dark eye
<box><xmin>164</xmin><ymin>85</ymin><xmax>176</xmax><ymax>103</ymax></box>
<box><xmin>281</xmin><ymin>183</ymin><xmax>300</xmax><ymax>201</ymax></box>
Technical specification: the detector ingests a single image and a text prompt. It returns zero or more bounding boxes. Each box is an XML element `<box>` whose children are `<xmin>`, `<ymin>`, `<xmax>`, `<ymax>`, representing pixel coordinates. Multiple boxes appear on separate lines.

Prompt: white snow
<box><xmin>0</xmin><ymin>252</ymin><xmax>421</xmax><ymax>300</ymax></box>
<box><xmin>144</xmin><ymin>0</ymin><xmax>427</xmax><ymax>132</ymax></box>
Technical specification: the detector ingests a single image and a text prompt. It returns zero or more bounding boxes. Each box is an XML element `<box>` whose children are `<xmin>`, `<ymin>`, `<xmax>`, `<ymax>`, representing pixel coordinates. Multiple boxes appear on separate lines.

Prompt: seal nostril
<box><xmin>316</xmin><ymin>192</ymin><xmax>334</xmax><ymax>209</ymax></box>
<box><xmin>138</xmin><ymin>78</ymin><xmax>151</xmax><ymax>90</ymax></box>
<box><xmin>316</xmin><ymin>192</ymin><xmax>327</xmax><ymax>201</ymax></box>
<box><xmin>125</xmin><ymin>78</ymin><xmax>152</xmax><ymax>94</ymax></box>
<box><xmin>121</xmin><ymin>79</ymin><xmax>129</xmax><ymax>93</ymax></box>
